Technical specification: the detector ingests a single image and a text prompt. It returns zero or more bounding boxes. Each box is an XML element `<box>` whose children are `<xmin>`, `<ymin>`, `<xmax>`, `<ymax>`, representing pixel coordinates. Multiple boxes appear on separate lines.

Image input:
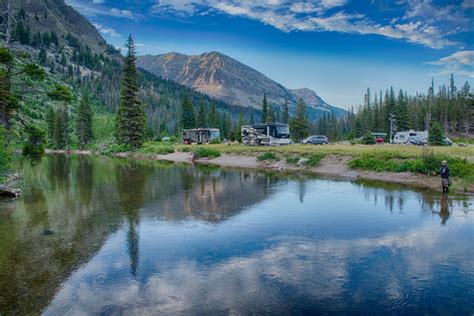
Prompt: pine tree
<box><xmin>196</xmin><ymin>97</ymin><xmax>207</xmax><ymax>128</ymax></box>
<box><xmin>116</xmin><ymin>35</ymin><xmax>146</xmax><ymax>150</ymax></box>
<box><xmin>429</xmin><ymin>122</ymin><xmax>444</xmax><ymax>146</ymax></box>
<box><xmin>235</xmin><ymin>110</ymin><xmax>245</xmax><ymax>142</ymax></box>
<box><xmin>261</xmin><ymin>94</ymin><xmax>268</xmax><ymax>123</ymax></box>
<box><xmin>46</xmin><ymin>107</ymin><xmax>55</xmax><ymax>146</ymax></box>
<box><xmin>249</xmin><ymin>107</ymin><xmax>255</xmax><ymax>124</ymax></box>
<box><xmin>54</xmin><ymin>105</ymin><xmax>68</xmax><ymax>149</ymax></box>
<box><xmin>76</xmin><ymin>94</ymin><xmax>93</xmax><ymax>149</ymax></box>
<box><xmin>282</xmin><ymin>99</ymin><xmax>289</xmax><ymax>124</ymax></box>
<box><xmin>395</xmin><ymin>89</ymin><xmax>409</xmax><ymax>131</ymax></box>
<box><xmin>207</xmin><ymin>100</ymin><xmax>218</xmax><ymax>128</ymax></box>
<box><xmin>180</xmin><ymin>96</ymin><xmax>195</xmax><ymax>129</ymax></box>
<box><xmin>290</xmin><ymin>98</ymin><xmax>309</xmax><ymax>141</ymax></box>
<box><xmin>267</xmin><ymin>103</ymin><xmax>275</xmax><ymax>123</ymax></box>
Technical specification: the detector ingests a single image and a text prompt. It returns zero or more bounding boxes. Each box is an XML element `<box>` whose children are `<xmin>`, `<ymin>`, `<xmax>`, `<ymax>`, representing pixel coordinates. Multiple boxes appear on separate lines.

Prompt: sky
<box><xmin>66</xmin><ymin>0</ymin><xmax>474</xmax><ymax>109</ymax></box>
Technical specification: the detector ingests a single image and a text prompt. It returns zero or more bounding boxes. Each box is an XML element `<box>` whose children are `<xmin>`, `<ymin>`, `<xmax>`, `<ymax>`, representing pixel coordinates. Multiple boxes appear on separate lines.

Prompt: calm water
<box><xmin>0</xmin><ymin>155</ymin><xmax>473</xmax><ymax>315</ymax></box>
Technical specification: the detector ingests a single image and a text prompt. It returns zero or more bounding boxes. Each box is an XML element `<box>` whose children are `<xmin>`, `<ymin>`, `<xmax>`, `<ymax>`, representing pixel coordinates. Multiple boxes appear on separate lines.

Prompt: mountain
<box><xmin>1</xmin><ymin>0</ymin><xmax>249</xmax><ymax>137</ymax></box>
<box><xmin>136</xmin><ymin>52</ymin><xmax>347</xmax><ymax>118</ymax></box>
<box><xmin>7</xmin><ymin>0</ymin><xmax>112</xmax><ymax>54</ymax></box>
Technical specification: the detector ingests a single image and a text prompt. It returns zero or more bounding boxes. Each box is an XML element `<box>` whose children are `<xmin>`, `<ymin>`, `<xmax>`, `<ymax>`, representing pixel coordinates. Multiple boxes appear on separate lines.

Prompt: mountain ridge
<box><xmin>136</xmin><ymin>51</ymin><xmax>347</xmax><ymax>118</ymax></box>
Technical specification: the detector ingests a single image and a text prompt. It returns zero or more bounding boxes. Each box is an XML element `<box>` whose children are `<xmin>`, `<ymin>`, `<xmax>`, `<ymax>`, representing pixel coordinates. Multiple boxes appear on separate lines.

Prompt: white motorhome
<box><xmin>393</xmin><ymin>130</ymin><xmax>428</xmax><ymax>144</ymax></box>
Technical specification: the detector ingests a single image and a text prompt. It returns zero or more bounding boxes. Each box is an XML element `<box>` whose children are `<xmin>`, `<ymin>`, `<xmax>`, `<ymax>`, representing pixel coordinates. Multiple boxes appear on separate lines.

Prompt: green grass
<box><xmin>257</xmin><ymin>152</ymin><xmax>280</xmax><ymax>162</ymax></box>
<box><xmin>140</xmin><ymin>142</ymin><xmax>175</xmax><ymax>155</ymax></box>
<box><xmin>194</xmin><ymin>147</ymin><xmax>221</xmax><ymax>159</ymax></box>
<box><xmin>306</xmin><ymin>153</ymin><xmax>325</xmax><ymax>167</ymax></box>
<box><xmin>348</xmin><ymin>150</ymin><xmax>474</xmax><ymax>188</ymax></box>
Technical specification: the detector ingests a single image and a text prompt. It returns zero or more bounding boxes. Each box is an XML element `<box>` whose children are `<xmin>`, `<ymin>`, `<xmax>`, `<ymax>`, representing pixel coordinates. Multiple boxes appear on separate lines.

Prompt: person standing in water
<box><xmin>440</xmin><ymin>160</ymin><xmax>450</xmax><ymax>194</ymax></box>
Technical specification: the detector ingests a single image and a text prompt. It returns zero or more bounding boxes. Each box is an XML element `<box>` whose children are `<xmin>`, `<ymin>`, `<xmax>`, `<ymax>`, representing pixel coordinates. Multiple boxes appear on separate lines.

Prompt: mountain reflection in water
<box><xmin>0</xmin><ymin>155</ymin><xmax>472</xmax><ymax>315</ymax></box>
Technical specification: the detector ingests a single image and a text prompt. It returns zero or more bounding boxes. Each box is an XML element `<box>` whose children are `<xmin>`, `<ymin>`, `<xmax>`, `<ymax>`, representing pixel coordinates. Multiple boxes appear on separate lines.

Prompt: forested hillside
<box><xmin>0</xmin><ymin>0</ymin><xmax>257</xmax><ymax>144</ymax></box>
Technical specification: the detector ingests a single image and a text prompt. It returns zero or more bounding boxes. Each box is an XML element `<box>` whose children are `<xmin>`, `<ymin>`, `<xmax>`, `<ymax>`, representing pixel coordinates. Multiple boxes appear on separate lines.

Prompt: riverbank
<box><xmin>44</xmin><ymin>143</ymin><xmax>474</xmax><ymax>194</ymax></box>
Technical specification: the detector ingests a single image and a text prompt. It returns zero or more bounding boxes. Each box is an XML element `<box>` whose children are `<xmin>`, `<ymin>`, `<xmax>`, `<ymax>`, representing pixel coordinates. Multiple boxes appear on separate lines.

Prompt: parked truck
<box><xmin>241</xmin><ymin>123</ymin><xmax>292</xmax><ymax>146</ymax></box>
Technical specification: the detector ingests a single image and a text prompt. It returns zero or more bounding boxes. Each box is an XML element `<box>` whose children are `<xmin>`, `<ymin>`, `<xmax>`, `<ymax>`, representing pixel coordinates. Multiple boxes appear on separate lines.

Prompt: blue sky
<box><xmin>66</xmin><ymin>0</ymin><xmax>473</xmax><ymax>109</ymax></box>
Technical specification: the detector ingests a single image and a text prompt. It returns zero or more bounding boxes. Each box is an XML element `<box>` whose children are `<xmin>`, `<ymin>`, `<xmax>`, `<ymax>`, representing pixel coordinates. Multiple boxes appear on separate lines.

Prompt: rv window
<box><xmin>210</xmin><ymin>130</ymin><xmax>220</xmax><ymax>140</ymax></box>
<box><xmin>276</xmin><ymin>125</ymin><xmax>289</xmax><ymax>136</ymax></box>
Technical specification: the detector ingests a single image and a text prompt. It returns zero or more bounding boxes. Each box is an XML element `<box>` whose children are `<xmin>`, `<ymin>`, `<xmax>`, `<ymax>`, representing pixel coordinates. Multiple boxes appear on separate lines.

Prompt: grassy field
<box><xmin>171</xmin><ymin>143</ymin><xmax>474</xmax><ymax>160</ymax></box>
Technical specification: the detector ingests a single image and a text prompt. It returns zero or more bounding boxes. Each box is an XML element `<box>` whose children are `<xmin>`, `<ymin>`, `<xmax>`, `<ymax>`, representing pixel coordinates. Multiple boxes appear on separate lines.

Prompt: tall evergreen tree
<box><xmin>282</xmin><ymin>99</ymin><xmax>289</xmax><ymax>124</ymax></box>
<box><xmin>207</xmin><ymin>100</ymin><xmax>218</xmax><ymax>128</ymax></box>
<box><xmin>429</xmin><ymin>122</ymin><xmax>444</xmax><ymax>146</ymax></box>
<box><xmin>45</xmin><ymin>107</ymin><xmax>55</xmax><ymax>146</ymax></box>
<box><xmin>290</xmin><ymin>98</ymin><xmax>309</xmax><ymax>141</ymax></box>
<box><xmin>267</xmin><ymin>103</ymin><xmax>275</xmax><ymax>123</ymax></box>
<box><xmin>76</xmin><ymin>94</ymin><xmax>93</xmax><ymax>149</ymax></box>
<box><xmin>180</xmin><ymin>96</ymin><xmax>195</xmax><ymax>129</ymax></box>
<box><xmin>196</xmin><ymin>97</ymin><xmax>207</xmax><ymax>128</ymax></box>
<box><xmin>54</xmin><ymin>105</ymin><xmax>68</xmax><ymax>149</ymax></box>
<box><xmin>261</xmin><ymin>94</ymin><xmax>268</xmax><ymax>123</ymax></box>
<box><xmin>116</xmin><ymin>35</ymin><xmax>146</xmax><ymax>150</ymax></box>
<box><xmin>395</xmin><ymin>89</ymin><xmax>409</xmax><ymax>131</ymax></box>
<box><xmin>235</xmin><ymin>110</ymin><xmax>245</xmax><ymax>142</ymax></box>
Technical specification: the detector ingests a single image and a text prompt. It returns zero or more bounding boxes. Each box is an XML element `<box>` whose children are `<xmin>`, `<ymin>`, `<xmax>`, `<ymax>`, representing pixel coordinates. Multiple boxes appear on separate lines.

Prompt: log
<box><xmin>0</xmin><ymin>185</ymin><xmax>22</xmax><ymax>198</ymax></box>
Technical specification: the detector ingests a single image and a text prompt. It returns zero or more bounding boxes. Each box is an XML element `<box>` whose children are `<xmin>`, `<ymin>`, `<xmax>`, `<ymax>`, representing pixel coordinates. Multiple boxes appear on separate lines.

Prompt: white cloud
<box><xmin>427</xmin><ymin>51</ymin><xmax>474</xmax><ymax>78</ymax></box>
<box><xmin>91</xmin><ymin>0</ymin><xmax>104</xmax><ymax>4</ymax></box>
<box><xmin>109</xmin><ymin>8</ymin><xmax>134</xmax><ymax>19</ymax></box>
<box><xmin>150</xmin><ymin>0</ymin><xmax>466</xmax><ymax>49</ymax></box>
<box><xmin>92</xmin><ymin>22</ymin><xmax>121</xmax><ymax>38</ymax></box>
<box><xmin>461</xmin><ymin>0</ymin><xmax>474</xmax><ymax>9</ymax></box>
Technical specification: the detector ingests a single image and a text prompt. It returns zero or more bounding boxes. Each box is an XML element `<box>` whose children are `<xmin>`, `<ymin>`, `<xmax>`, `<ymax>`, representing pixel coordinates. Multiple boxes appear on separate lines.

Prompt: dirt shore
<box><xmin>42</xmin><ymin>149</ymin><xmax>469</xmax><ymax>194</ymax></box>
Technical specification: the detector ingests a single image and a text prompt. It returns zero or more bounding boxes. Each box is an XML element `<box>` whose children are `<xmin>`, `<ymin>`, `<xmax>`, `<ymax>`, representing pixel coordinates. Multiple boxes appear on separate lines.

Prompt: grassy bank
<box><xmin>98</xmin><ymin>141</ymin><xmax>474</xmax><ymax>191</ymax></box>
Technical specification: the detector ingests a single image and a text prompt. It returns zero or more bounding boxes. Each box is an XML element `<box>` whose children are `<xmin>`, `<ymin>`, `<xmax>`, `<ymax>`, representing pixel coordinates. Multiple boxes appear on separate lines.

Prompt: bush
<box><xmin>140</xmin><ymin>142</ymin><xmax>175</xmax><ymax>155</ymax></box>
<box><xmin>103</xmin><ymin>143</ymin><xmax>130</xmax><ymax>155</ymax></box>
<box><xmin>257</xmin><ymin>152</ymin><xmax>279</xmax><ymax>161</ymax></box>
<box><xmin>210</xmin><ymin>138</ymin><xmax>221</xmax><ymax>144</ymax></box>
<box><xmin>22</xmin><ymin>125</ymin><xmax>46</xmax><ymax>156</ymax></box>
<box><xmin>194</xmin><ymin>147</ymin><xmax>221</xmax><ymax>158</ymax></box>
<box><xmin>305</xmin><ymin>153</ymin><xmax>325</xmax><ymax>167</ymax></box>
<box><xmin>361</xmin><ymin>132</ymin><xmax>376</xmax><ymax>145</ymax></box>
<box><xmin>349</xmin><ymin>151</ymin><xmax>473</xmax><ymax>178</ymax></box>
<box><xmin>285</xmin><ymin>155</ymin><xmax>300</xmax><ymax>164</ymax></box>
<box><xmin>0</xmin><ymin>128</ymin><xmax>11</xmax><ymax>181</ymax></box>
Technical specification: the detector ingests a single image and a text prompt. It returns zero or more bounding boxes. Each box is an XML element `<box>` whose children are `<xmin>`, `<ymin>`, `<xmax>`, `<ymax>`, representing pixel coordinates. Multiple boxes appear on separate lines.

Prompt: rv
<box><xmin>182</xmin><ymin>128</ymin><xmax>220</xmax><ymax>144</ymax></box>
<box><xmin>241</xmin><ymin>123</ymin><xmax>292</xmax><ymax>146</ymax></box>
<box><xmin>393</xmin><ymin>130</ymin><xmax>428</xmax><ymax>145</ymax></box>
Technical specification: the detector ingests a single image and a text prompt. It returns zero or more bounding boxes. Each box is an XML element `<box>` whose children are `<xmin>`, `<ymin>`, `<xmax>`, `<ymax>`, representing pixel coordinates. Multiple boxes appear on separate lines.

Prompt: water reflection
<box><xmin>0</xmin><ymin>155</ymin><xmax>472</xmax><ymax>315</ymax></box>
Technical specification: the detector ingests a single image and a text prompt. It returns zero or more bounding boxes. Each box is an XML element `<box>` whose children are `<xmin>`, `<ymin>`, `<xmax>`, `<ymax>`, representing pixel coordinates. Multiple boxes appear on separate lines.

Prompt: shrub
<box><xmin>194</xmin><ymin>147</ymin><xmax>221</xmax><ymax>158</ymax></box>
<box><xmin>257</xmin><ymin>152</ymin><xmax>279</xmax><ymax>161</ymax></box>
<box><xmin>210</xmin><ymin>138</ymin><xmax>221</xmax><ymax>144</ymax></box>
<box><xmin>140</xmin><ymin>142</ymin><xmax>175</xmax><ymax>155</ymax></box>
<box><xmin>22</xmin><ymin>125</ymin><xmax>46</xmax><ymax>156</ymax></box>
<box><xmin>285</xmin><ymin>155</ymin><xmax>300</xmax><ymax>164</ymax></box>
<box><xmin>305</xmin><ymin>153</ymin><xmax>325</xmax><ymax>167</ymax></box>
<box><xmin>361</xmin><ymin>132</ymin><xmax>376</xmax><ymax>145</ymax></box>
<box><xmin>103</xmin><ymin>143</ymin><xmax>130</xmax><ymax>155</ymax></box>
<box><xmin>0</xmin><ymin>128</ymin><xmax>11</xmax><ymax>181</ymax></box>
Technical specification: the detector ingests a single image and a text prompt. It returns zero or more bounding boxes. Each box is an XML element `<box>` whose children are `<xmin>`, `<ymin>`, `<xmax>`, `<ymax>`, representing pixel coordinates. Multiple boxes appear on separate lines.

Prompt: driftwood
<box><xmin>0</xmin><ymin>185</ymin><xmax>21</xmax><ymax>198</ymax></box>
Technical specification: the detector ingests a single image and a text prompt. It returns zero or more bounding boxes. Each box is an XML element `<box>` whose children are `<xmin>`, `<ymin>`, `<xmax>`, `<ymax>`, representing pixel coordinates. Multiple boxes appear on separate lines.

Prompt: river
<box><xmin>0</xmin><ymin>155</ymin><xmax>473</xmax><ymax>314</ymax></box>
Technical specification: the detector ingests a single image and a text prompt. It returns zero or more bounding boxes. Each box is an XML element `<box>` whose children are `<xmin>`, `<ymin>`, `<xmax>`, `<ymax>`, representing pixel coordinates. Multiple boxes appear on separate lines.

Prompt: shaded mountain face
<box><xmin>7</xmin><ymin>0</ymin><xmax>110</xmax><ymax>54</ymax></box>
<box><xmin>137</xmin><ymin>52</ymin><xmax>347</xmax><ymax>117</ymax></box>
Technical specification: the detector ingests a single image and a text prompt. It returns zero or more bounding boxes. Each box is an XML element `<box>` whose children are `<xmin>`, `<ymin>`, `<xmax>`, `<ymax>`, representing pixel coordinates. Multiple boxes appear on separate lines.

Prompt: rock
<box><xmin>457</xmin><ymin>143</ymin><xmax>467</xmax><ymax>147</ymax></box>
<box><xmin>0</xmin><ymin>185</ymin><xmax>22</xmax><ymax>198</ymax></box>
<box><xmin>115</xmin><ymin>152</ymin><xmax>128</xmax><ymax>158</ymax></box>
<box><xmin>296</xmin><ymin>158</ymin><xmax>310</xmax><ymax>167</ymax></box>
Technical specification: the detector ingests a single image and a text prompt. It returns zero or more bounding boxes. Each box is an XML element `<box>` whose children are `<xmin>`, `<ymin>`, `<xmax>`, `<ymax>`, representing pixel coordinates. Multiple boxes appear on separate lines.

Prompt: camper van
<box><xmin>393</xmin><ymin>130</ymin><xmax>428</xmax><ymax>145</ymax></box>
<box><xmin>241</xmin><ymin>123</ymin><xmax>292</xmax><ymax>146</ymax></box>
<box><xmin>182</xmin><ymin>128</ymin><xmax>220</xmax><ymax>144</ymax></box>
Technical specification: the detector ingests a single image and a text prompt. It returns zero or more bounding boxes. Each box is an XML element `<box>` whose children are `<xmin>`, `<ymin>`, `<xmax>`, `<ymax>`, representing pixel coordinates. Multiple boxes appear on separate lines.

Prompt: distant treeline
<box><xmin>312</xmin><ymin>75</ymin><xmax>473</xmax><ymax>141</ymax></box>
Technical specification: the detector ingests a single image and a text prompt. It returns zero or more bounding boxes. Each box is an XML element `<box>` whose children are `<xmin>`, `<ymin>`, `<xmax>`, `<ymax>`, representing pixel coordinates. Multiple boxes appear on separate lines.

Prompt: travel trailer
<box><xmin>182</xmin><ymin>128</ymin><xmax>220</xmax><ymax>144</ymax></box>
<box><xmin>241</xmin><ymin>123</ymin><xmax>292</xmax><ymax>146</ymax></box>
<box><xmin>393</xmin><ymin>130</ymin><xmax>428</xmax><ymax>144</ymax></box>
